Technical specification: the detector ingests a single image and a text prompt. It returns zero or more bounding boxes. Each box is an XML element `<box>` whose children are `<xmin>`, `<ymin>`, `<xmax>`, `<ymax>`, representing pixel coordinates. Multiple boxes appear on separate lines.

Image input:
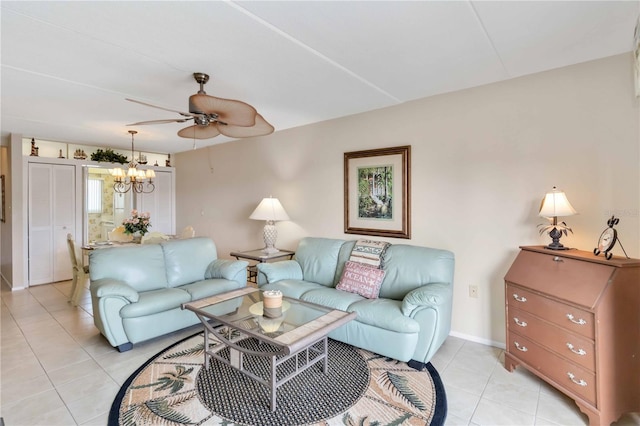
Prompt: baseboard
<box><xmin>0</xmin><ymin>272</ymin><xmax>26</xmax><ymax>291</ymax></box>
<box><xmin>449</xmin><ymin>330</ymin><xmax>506</xmax><ymax>350</ymax></box>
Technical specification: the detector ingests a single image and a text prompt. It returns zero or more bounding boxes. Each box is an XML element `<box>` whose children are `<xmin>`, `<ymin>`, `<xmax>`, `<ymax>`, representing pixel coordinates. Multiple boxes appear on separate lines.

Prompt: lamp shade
<box><xmin>539</xmin><ymin>186</ymin><xmax>577</xmax><ymax>218</ymax></box>
<box><xmin>250</xmin><ymin>197</ymin><xmax>290</xmax><ymax>222</ymax></box>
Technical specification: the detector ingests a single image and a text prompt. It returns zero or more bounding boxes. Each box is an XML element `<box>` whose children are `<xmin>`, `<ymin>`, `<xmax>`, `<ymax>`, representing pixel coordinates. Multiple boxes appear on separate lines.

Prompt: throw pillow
<box><xmin>336</xmin><ymin>260</ymin><xmax>386</xmax><ymax>299</ymax></box>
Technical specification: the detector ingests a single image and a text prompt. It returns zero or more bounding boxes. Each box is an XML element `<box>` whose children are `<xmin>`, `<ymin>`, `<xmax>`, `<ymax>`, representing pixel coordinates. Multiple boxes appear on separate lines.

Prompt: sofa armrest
<box><xmin>91</xmin><ymin>278</ymin><xmax>140</xmax><ymax>303</ymax></box>
<box><xmin>256</xmin><ymin>260</ymin><xmax>303</xmax><ymax>285</ymax></box>
<box><xmin>206</xmin><ymin>259</ymin><xmax>249</xmax><ymax>283</ymax></box>
<box><xmin>401</xmin><ymin>283</ymin><xmax>452</xmax><ymax>316</ymax></box>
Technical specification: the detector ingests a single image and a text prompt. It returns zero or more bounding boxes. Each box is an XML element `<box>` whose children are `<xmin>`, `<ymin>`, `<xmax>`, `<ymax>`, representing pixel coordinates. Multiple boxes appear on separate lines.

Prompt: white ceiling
<box><xmin>1</xmin><ymin>1</ymin><xmax>638</xmax><ymax>154</ymax></box>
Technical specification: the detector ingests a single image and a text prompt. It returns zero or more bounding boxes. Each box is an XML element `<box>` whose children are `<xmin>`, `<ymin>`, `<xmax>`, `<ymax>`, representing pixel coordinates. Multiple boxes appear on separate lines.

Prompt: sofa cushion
<box><xmin>301</xmin><ymin>287</ymin><xmax>364</xmax><ymax>311</ymax></box>
<box><xmin>295</xmin><ymin>237</ymin><xmax>345</xmax><ymax>286</ymax></box>
<box><xmin>177</xmin><ymin>278</ymin><xmax>245</xmax><ymax>301</ymax></box>
<box><xmin>89</xmin><ymin>245</ymin><xmax>168</xmax><ymax>292</ymax></box>
<box><xmin>120</xmin><ymin>288</ymin><xmax>191</xmax><ymax>318</ymax></box>
<box><xmin>258</xmin><ymin>260</ymin><xmax>303</xmax><ymax>283</ymax></box>
<box><xmin>379</xmin><ymin>245</ymin><xmax>455</xmax><ymax>300</ymax></box>
<box><xmin>348</xmin><ymin>298</ymin><xmax>420</xmax><ymax>333</ymax></box>
<box><xmin>162</xmin><ymin>238</ymin><xmax>218</xmax><ymax>287</ymax></box>
<box><xmin>336</xmin><ymin>261</ymin><xmax>386</xmax><ymax>299</ymax></box>
<box><xmin>205</xmin><ymin>259</ymin><xmax>248</xmax><ymax>281</ymax></box>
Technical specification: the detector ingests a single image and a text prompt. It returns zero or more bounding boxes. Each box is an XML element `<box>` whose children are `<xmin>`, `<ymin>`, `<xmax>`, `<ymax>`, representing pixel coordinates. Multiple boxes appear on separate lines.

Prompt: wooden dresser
<box><xmin>504</xmin><ymin>246</ymin><xmax>640</xmax><ymax>425</ymax></box>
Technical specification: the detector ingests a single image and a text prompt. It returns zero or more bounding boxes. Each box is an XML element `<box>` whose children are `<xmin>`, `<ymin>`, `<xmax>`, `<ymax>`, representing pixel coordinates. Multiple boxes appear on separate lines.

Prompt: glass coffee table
<box><xmin>182</xmin><ymin>287</ymin><xmax>356</xmax><ymax>411</ymax></box>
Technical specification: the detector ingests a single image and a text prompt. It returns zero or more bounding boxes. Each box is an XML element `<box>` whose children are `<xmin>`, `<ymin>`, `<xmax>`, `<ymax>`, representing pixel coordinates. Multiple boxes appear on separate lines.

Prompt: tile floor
<box><xmin>1</xmin><ymin>279</ymin><xmax>639</xmax><ymax>426</ymax></box>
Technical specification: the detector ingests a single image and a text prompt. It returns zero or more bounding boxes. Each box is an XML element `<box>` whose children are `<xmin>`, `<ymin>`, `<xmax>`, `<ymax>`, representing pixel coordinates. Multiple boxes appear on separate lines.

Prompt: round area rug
<box><xmin>109</xmin><ymin>331</ymin><xmax>447</xmax><ymax>426</ymax></box>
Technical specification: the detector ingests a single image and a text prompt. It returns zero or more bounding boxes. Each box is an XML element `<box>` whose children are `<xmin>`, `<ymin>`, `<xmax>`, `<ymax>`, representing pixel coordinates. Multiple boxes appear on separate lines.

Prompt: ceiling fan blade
<box><xmin>217</xmin><ymin>114</ymin><xmax>274</xmax><ymax>138</ymax></box>
<box><xmin>177</xmin><ymin>124</ymin><xmax>221</xmax><ymax>139</ymax></box>
<box><xmin>127</xmin><ymin>118</ymin><xmax>192</xmax><ymax>126</ymax></box>
<box><xmin>126</xmin><ymin>98</ymin><xmax>196</xmax><ymax>118</ymax></box>
<box><xmin>189</xmin><ymin>94</ymin><xmax>257</xmax><ymax>127</ymax></box>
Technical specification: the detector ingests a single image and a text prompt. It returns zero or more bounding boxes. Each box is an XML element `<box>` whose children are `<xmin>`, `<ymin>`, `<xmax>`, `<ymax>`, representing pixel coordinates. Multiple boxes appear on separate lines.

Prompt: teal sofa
<box><xmin>257</xmin><ymin>237</ymin><xmax>455</xmax><ymax>369</ymax></box>
<box><xmin>89</xmin><ymin>237</ymin><xmax>248</xmax><ymax>352</ymax></box>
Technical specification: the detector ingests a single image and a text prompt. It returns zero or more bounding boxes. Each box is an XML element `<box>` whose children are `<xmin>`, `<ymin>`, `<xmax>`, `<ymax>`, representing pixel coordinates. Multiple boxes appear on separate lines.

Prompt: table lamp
<box><xmin>538</xmin><ymin>186</ymin><xmax>577</xmax><ymax>250</ymax></box>
<box><xmin>250</xmin><ymin>197</ymin><xmax>289</xmax><ymax>253</ymax></box>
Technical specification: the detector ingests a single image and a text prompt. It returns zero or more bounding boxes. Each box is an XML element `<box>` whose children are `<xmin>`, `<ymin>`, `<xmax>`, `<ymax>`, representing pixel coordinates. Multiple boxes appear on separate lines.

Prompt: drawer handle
<box><xmin>553</xmin><ymin>256</ymin><xmax>564</xmax><ymax>262</ymax></box>
<box><xmin>514</xmin><ymin>342</ymin><xmax>528</xmax><ymax>352</ymax></box>
<box><xmin>512</xmin><ymin>294</ymin><xmax>527</xmax><ymax>303</ymax></box>
<box><xmin>566</xmin><ymin>314</ymin><xmax>587</xmax><ymax>326</ymax></box>
<box><xmin>567</xmin><ymin>372</ymin><xmax>587</xmax><ymax>387</ymax></box>
<box><xmin>513</xmin><ymin>318</ymin><xmax>527</xmax><ymax>327</ymax></box>
<box><xmin>566</xmin><ymin>343</ymin><xmax>587</xmax><ymax>356</ymax></box>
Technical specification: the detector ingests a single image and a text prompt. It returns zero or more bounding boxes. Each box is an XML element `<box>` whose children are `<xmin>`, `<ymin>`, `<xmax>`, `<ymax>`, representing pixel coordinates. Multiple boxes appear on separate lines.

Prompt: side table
<box><xmin>230</xmin><ymin>248</ymin><xmax>295</xmax><ymax>284</ymax></box>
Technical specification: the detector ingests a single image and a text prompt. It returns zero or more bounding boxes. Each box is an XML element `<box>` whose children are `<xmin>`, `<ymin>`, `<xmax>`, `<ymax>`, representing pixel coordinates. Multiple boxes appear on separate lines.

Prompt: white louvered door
<box><xmin>28</xmin><ymin>163</ymin><xmax>75</xmax><ymax>285</ymax></box>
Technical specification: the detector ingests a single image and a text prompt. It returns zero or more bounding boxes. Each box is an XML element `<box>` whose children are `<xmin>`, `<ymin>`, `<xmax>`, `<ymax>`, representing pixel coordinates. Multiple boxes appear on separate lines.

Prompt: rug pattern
<box><xmin>111</xmin><ymin>331</ymin><xmax>446</xmax><ymax>426</ymax></box>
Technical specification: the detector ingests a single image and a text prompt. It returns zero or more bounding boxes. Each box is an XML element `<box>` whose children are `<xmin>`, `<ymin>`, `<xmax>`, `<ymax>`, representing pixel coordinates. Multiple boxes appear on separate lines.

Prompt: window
<box><xmin>87</xmin><ymin>178</ymin><xmax>103</xmax><ymax>214</ymax></box>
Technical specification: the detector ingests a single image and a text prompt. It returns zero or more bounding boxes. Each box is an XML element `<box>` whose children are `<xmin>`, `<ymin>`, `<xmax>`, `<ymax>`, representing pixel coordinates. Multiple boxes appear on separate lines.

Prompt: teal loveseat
<box><xmin>257</xmin><ymin>237</ymin><xmax>455</xmax><ymax>368</ymax></box>
<box><xmin>89</xmin><ymin>237</ymin><xmax>248</xmax><ymax>352</ymax></box>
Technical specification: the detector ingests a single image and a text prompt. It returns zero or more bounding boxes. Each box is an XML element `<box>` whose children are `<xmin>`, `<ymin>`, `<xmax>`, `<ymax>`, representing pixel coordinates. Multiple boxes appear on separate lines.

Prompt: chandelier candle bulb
<box><xmin>262</xmin><ymin>290</ymin><xmax>283</xmax><ymax>318</ymax></box>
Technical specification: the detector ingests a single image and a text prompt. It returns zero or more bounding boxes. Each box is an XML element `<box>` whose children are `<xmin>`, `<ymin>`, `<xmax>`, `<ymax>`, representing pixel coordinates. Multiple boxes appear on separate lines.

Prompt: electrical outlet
<box><xmin>469</xmin><ymin>285</ymin><xmax>479</xmax><ymax>298</ymax></box>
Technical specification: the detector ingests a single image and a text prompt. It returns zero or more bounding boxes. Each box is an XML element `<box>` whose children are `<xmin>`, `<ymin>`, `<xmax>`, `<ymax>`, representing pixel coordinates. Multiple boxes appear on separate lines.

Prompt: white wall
<box><xmin>175</xmin><ymin>53</ymin><xmax>639</xmax><ymax>346</ymax></box>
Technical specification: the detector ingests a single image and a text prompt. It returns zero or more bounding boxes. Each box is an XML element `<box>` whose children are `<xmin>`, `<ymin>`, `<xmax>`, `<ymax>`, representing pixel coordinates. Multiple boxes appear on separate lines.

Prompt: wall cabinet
<box><xmin>28</xmin><ymin>163</ymin><xmax>75</xmax><ymax>285</ymax></box>
<box><xmin>504</xmin><ymin>246</ymin><xmax>640</xmax><ymax>425</ymax></box>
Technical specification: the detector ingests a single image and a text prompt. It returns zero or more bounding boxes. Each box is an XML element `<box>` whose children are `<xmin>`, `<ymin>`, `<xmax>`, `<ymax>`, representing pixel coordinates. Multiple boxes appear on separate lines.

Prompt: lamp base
<box><xmin>262</xmin><ymin>222</ymin><xmax>279</xmax><ymax>254</ymax></box>
<box><xmin>543</xmin><ymin>244</ymin><xmax>571</xmax><ymax>251</ymax></box>
<box><xmin>544</xmin><ymin>227</ymin><xmax>571</xmax><ymax>250</ymax></box>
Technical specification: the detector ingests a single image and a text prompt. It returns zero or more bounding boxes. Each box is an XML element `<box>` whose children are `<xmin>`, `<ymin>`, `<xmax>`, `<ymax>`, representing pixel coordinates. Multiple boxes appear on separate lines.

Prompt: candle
<box><xmin>263</xmin><ymin>290</ymin><xmax>283</xmax><ymax>318</ymax></box>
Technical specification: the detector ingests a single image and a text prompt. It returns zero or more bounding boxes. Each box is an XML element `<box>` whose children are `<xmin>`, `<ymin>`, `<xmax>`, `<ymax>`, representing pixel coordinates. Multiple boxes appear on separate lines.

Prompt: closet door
<box><xmin>135</xmin><ymin>170</ymin><xmax>174</xmax><ymax>235</ymax></box>
<box><xmin>28</xmin><ymin>163</ymin><xmax>75</xmax><ymax>285</ymax></box>
<box><xmin>52</xmin><ymin>166</ymin><xmax>75</xmax><ymax>281</ymax></box>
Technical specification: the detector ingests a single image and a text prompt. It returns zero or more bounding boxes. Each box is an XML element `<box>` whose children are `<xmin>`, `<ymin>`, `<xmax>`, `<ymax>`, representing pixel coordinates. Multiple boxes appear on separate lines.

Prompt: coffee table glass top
<box><xmin>183</xmin><ymin>288</ymin><xmax>355</xmax><ymax>353</ymax></box>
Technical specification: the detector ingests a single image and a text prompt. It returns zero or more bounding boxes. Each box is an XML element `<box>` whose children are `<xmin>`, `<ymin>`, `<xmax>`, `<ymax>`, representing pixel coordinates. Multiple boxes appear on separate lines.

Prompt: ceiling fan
<box><xmin>126</xmin><ymin>73</ymin><xmax>274</xmax><ymax>140</ymax></box>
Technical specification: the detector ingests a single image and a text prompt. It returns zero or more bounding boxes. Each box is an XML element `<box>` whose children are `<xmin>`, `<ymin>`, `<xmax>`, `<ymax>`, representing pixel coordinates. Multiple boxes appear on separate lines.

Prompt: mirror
<box><xmin>84</xmin><ymin>167</ymin><xmax>133</xmax><ymax>243</ymax></box>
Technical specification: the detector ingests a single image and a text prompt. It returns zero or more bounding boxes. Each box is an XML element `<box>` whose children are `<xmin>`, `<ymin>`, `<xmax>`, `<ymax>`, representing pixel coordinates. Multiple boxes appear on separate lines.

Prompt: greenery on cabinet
<box><xmin>91</xmin><ymin>149</ymin><xmax>128</xmax><ymax>164</ymax></box>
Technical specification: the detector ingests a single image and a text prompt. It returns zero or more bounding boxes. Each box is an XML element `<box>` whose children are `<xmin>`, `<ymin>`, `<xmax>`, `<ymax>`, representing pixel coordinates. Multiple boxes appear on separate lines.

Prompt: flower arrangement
<box><xmin>122</xmin><ymin>210</ymin><xmax>151</xmax><ymax>235</ymax></box>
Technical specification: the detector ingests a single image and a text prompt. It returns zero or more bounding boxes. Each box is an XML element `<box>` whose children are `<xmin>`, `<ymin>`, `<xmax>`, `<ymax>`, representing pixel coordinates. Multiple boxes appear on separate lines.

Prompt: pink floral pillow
<box><xmin>336</xmin><ymin>261</ymin><xmax>386</xmax><ymax>299</ymax></box>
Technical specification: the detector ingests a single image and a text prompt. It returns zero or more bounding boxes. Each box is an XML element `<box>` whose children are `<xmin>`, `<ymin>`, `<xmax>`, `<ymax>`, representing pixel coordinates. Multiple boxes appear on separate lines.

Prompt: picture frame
<box><xmin>344</xmin><ymin>145</ymin><xmax>411</xmax><ymax>239</ymax></box>
<box><xmin>1</xmin><ymin>175</ymin><xmax>5</xmax><ymax>223</ymax></box>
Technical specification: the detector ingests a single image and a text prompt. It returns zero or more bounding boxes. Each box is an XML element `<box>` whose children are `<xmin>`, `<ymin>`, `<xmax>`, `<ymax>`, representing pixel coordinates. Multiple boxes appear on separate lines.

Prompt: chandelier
<box><xmin>110</xmin><ymin>130</ymin><xmax>155</xmax><ymax>194</ymax></box>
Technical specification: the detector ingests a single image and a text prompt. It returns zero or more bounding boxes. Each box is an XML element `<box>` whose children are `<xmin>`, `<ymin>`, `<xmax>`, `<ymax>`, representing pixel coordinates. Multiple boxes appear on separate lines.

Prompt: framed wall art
<box><xmin>344</xmin><ymin>145</ymin><xmax>411</xmax><ymax>239</ymax></box>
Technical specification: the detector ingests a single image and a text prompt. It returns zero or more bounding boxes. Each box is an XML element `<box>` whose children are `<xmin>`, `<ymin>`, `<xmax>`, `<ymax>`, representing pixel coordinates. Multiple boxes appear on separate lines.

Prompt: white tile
<box><xmin>536</xmin><ymin>390</ymin><xmax>589</xmax><ymax>426</ymax></box>
<box><xmin>57</xmin><ymin>369</ymin><xmax>119</xmax><ymax>405</ymax></box>
<box><xmin>471</xmin><ymin>398</ymin><xmax>535</xmax><ymax>425</ymax></box>
<box><xmin>0</xmin><ymin>389</ymin><xmax>68</xmax><ymax>425</ymax></box>
<box><xmin>440</xmin><ymin>364</ymin><xmax>491</xmax><ymax>396</ymax></box>
<box><xmin>66</xmin><ymin>385</ymin><xmax>119</xmax><ymax>424</ymax></box>
<box><xmin>480</xmin><ymin>379</ymin><xmax>539</xmax><ymax>415</ymax></box>
<box><xmin>0</xmin><ymin>373</ymin><xmax>55</xmax><ymax>406</ymax></box>
<box><xmin>444</xmin><ymin>384</ymin><xmax>481</xmax><ymax>422</ymax></box>
<box><xmin>47</xmin><ymin>358</ymin><xmax>103</xmax><ymax>387</ymax></box>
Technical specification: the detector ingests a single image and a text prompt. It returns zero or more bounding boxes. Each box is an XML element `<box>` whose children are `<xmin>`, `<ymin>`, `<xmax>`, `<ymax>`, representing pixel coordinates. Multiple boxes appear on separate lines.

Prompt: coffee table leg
<box><xmin>323</xmin><ymin>337</ymin><xmax>328</xmax><ymax>373</ymax></box>
<box><xmin>270</xmin><ymin>355</ymin><xmax>277</xmax><ymax>411</ymax></box>
<box><xmin>204</xmin><ymin>326</ymin><xmax>210</xmax><ymax>369</ymax></box>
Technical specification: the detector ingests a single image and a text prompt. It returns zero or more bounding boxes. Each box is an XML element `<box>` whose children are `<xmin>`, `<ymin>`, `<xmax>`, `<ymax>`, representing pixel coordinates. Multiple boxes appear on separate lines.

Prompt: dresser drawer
<box><xmin>505</xmin><ymin>249</ymin><xmax>614</xmax><ymax>309</ymax></box>
<box><xmin>506</xmin><ymin>284</ymin><xmax>594</xmax><ymax>339</ymax></box>
<box><xmin>507</xmin><ymin>332</ymin><xmax>596</xmax><ymax>406</ymax></box>
<box><xmin>508</xmin><ymin>307</ymin><xmax>595</xmax><ymax>371</ymax></box>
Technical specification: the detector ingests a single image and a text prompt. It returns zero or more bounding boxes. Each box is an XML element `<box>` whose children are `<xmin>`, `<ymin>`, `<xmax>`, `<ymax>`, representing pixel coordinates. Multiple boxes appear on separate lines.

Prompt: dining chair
<box><xmin>108</xmin><ymin>225</ymin><xmax>134</xmax><ymax>242</ymax></box>
<box><xmin>141</xmin><ymin>231</ymin><xmax>171</xmax><ymax>245</ymax></box>
<box><xmin>66</xmin><ymin>233</ymin><xmax>89</xmax><ymax>306</ymax></box>
<box><xmin>179</xmin><ymin>226</ymin><xmax>195</xmax><ymax>239</ymax></box>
